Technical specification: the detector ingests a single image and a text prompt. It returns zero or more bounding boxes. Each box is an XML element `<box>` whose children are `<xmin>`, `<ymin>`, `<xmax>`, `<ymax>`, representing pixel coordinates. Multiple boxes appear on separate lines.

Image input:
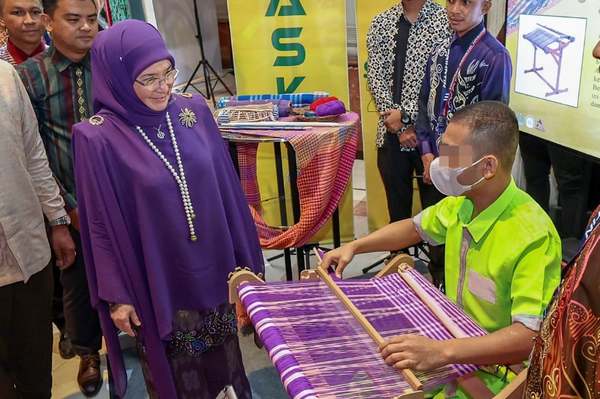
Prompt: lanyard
<box><xmin>440</xmin><ymin>29</ymin><xmax>487</xmax><ymax>120</ymax></box>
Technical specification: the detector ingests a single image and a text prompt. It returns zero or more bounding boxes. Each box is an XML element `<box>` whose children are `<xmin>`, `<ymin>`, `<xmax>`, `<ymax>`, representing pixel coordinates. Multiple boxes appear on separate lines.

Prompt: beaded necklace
<box><xmin>135</xmin><ymin>112</ymin><xmax>197</xmax><ymax>242</ymax></box>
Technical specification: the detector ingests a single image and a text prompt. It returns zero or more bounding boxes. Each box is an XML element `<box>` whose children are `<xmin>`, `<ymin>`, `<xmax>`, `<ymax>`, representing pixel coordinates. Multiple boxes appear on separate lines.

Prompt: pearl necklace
<box><xmin>135</xmin><ymin>113</ymin><xmax>197</xmax><ymax>242</ymax></box>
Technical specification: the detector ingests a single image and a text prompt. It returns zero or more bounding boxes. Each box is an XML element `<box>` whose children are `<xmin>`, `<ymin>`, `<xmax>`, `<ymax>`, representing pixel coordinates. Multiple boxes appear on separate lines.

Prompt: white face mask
<box><xmin>429</xmin><ymin>157</ymin><xmax>486</xmax><ymax>197</ymax></box>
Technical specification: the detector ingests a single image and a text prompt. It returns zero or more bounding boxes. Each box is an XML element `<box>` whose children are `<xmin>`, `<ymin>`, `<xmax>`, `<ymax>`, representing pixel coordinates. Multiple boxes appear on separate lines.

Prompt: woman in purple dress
<box><xmin>72</xmin><ymin>20</ymin><xmax>263</xmax><ymax>398</ymax></box>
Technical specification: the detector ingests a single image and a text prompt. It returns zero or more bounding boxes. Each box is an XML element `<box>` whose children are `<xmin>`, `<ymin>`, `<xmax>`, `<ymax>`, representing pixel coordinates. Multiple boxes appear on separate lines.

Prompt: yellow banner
<box><xmin>228</xmin><ymin>0</ymin><xmax>353</xmax><ymax>244</ymax></box>
<box><xmin>355</xmin><ymin>0</ymin><xmax>445</xmax><ymax>232</ymax></box>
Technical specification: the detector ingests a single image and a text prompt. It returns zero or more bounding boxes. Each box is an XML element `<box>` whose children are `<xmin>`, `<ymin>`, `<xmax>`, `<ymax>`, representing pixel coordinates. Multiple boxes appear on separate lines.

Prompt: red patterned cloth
<box><xmin>525</xmin><ymin>205</ymin><xmax>600</xmax><ymax>398</ymax></box>
<box><xmin>233</xmin><ymin>113</ymin><xmax>359</xmax><ymax>249</ymax></box>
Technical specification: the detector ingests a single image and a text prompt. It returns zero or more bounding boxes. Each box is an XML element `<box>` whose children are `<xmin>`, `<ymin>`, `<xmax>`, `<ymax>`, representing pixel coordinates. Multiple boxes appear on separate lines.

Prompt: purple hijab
<box><xmin>91</xmin><ymin>19</ymin><xmax>174</xmax><ymax>126</ymax></box>
<box><xmin>73</xmin><ymin>20</ymin><xmax>264</xmax><ymax>398</ymax></box>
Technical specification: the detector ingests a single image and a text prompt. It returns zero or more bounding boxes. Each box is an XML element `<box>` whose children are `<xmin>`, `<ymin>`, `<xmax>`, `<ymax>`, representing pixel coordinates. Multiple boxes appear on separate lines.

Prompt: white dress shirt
<box><xmin>0</xmin><ymin>60</ymin><xmax>66</xmax><ymax>286</ymax></box>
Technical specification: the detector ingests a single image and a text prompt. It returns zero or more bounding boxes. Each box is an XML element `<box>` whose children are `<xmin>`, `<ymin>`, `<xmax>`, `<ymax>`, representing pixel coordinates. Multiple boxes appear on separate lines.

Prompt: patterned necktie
<box><xmin>74</xmin><ymin>65</ymin><xmax>88</xmax><ymax>121</ymax></box>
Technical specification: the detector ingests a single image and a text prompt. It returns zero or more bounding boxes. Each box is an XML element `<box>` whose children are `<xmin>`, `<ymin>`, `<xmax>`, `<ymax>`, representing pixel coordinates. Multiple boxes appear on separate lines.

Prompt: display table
<box><xmin>221</xmin><ymin>112</ymin><xmax>359</xmax><ymax>279</ymax></box>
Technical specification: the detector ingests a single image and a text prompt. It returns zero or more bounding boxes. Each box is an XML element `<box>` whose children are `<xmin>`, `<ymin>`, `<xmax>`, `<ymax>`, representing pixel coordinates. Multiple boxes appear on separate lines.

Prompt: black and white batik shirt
<box><xmin>366</xmin><ymin>1</ymin><xmax>450</xmax><ymax>148</ymax></box>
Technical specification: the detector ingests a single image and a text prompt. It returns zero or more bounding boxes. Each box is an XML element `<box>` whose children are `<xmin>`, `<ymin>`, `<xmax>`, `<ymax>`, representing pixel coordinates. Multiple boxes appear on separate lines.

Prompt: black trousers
<box><xmin>0</xmin><ymin>265</ymin><xmax>53</xmax><ymax>399</ymax></box>
<box><xmin>377</xmin><ymin>134</ymin><xmax>443</xmax><ymax>221</ymax></box>
<box><xmin>58</xmin><ymin>228</ymin><xmax>102</xmax><ymax>355</ymax></box>
<box><xmin>519</xmin><ymin>133</ymin><xmax>589</xmax><ymax>238</ymax></box>
<box><xmin>377</xmin><ymin>134</ymin><xmax>446</xmax><ymax>288</ymax></box>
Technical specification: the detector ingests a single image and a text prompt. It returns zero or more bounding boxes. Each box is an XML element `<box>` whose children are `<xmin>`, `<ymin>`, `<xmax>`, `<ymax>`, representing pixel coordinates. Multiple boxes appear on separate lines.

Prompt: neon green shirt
<box><xmin>413</xmin><ymin>179</ymin><xmax>561</xmax><ymax>332</ymax></box>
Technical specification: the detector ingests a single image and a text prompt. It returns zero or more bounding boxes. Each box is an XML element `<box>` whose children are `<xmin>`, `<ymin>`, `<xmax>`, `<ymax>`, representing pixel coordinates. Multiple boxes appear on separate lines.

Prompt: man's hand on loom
<box><xmin>380</xmin><ymin>334</ymin><xmax>450</xmax><ymax>371</ymax></box>
<box><xmin>110</xmin><ymin>304</ymin><xmax>142</xmax><ymax>337</ymax></box>
<box><xmin>319</xmin><ymin>244</ymin><xmax>356</xmax><ymax>278</ymax></box>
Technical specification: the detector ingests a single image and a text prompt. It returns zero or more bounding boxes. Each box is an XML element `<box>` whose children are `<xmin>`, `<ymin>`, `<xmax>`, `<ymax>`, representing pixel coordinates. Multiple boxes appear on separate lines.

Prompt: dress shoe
<box><xmin>77</xmin><ymin>353</ymin><xmax>102</xmax><ymax>397</ymax></box>
<box><xmin>58</xmin><ymin>332</ymin><xmax>75</xmax><ymax>359</ymax></box>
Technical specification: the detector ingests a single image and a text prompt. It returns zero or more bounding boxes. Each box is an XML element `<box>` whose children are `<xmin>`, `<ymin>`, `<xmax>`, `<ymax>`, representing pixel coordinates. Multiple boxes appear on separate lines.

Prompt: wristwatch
<box><xmin>401</xmin><ymin>111</ymin><xmax>411</xmax><ymax>125</ymax></box>
<box><xmin>49</xmin><ymin>214</ymin><xmax>71</xmax><ymax>227</ymax></box>
<box><xmin>398</xmin><ymin>111</ymin><xmax>412</xmax><ymax>134</ymax></box>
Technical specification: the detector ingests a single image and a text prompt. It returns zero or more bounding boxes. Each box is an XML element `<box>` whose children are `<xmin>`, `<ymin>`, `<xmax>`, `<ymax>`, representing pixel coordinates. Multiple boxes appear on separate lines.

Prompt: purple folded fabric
<box><xmin>315</xmin><ymin>100</ymin><xmax>345</xmax><ymax>117</ymax></box>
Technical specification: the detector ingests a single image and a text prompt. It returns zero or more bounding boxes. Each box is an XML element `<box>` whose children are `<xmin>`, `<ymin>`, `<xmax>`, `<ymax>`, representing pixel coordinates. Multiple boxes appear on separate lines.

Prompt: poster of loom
<box><xmin>514</xmin><ymin>15</ymin><xmax>586</xmax><ymax>107</ymax></box>
<box><xmin>506</xmin><ymin>0</ymin><xmax>600</xmax><ymax>159</ymax></box>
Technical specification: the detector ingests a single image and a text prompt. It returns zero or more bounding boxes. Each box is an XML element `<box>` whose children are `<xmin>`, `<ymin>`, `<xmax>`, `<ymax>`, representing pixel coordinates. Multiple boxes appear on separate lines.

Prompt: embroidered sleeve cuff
<box><xmin>413</xmin><ymin>212</ymin><xmax>443</xmax><ymax>246</ymax></box>
<box><xmin>512</xmin><ymin>314</ymin><xmax>542</xmax><ymax>331</ymax></box>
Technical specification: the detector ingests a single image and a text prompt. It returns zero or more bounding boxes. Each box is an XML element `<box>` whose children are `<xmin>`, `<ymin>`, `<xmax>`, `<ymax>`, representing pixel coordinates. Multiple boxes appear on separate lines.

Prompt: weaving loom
<box><xmin>229</xmin><ymin>254</ymin><xmax>527</xmax><ymax>398</ymax></box>
<box><xmin>522</xmin><ymin>23</ymin><xmax>575</xmax><ymax>97</ymax></box>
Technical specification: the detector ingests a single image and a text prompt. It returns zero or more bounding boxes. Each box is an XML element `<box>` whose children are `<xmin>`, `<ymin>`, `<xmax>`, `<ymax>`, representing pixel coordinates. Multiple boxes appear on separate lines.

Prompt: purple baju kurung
<box><xmin>72</xmin><ymin>20</ymin><xmax>263</xmax><ymax>398</ymax></box>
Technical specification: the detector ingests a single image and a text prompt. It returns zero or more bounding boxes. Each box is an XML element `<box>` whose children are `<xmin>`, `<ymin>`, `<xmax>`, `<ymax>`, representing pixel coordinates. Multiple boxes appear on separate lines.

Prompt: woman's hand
<box><xmin>110</xmin><ymin>304</ymin><xmax>141</xmax><ymax>337</ymax></box>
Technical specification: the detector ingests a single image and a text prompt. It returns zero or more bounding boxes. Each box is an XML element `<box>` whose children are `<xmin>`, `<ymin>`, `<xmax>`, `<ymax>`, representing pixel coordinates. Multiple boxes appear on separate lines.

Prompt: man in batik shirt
<box><xmin>417</xmin><ymin>0</ymin><xmax>512</xmax><ymax>176</ymax></box>
<box><xmin>367</xmin><ymin>0</ymin><xmax>450</xmax><ymax>225</ymax></box>
<box><xmin>415</xmin><ymin>0</ymin><xmax>512</xmax><ymax>287</ymax></box>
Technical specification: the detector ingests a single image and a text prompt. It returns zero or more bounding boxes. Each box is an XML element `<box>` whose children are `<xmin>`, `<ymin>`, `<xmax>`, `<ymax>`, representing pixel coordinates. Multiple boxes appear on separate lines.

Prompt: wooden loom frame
<box><xmin>228</xmin><ymin>252</ymin><xmax>527</xmax><ymax>399</ymax></box>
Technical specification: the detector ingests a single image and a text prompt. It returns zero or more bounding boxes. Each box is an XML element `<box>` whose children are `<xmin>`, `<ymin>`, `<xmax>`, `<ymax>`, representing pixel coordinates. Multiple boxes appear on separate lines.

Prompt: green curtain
<box><xmin>108</xmin><ymin>0</ymin><xmax>146</xmax><ymax>23</ymax></box>
<box><xmin>108</xmin><ymin>0</ymin><xmax>131</xmax><ymax>22</ymax></box>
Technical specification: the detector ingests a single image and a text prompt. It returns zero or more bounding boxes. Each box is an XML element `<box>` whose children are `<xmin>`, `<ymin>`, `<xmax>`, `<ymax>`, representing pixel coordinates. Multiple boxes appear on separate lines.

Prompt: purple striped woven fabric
<box><xmin>238</xmin><ymin>269</ymin><xmax>486</xmax><ymax>398</ymax></box>
<box><xmin>234</xmin><ymin>113</ymin><xmax>359</xmax><ymax>249</ymax></box>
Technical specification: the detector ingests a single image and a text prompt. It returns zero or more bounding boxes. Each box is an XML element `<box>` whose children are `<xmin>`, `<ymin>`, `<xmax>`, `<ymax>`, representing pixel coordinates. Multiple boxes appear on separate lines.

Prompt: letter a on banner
<box><xmin>266</xmin><ymin>0</ymin><xmax>306</xmax><ymax>16</ymax></box>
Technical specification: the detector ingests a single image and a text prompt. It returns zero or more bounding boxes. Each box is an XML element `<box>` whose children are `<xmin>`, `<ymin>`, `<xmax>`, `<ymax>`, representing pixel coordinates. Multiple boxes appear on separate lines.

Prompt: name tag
<box><xmin>467</xmin><ymin>269</ymin><xmax>497</xmax><ymax>304</ymax></box>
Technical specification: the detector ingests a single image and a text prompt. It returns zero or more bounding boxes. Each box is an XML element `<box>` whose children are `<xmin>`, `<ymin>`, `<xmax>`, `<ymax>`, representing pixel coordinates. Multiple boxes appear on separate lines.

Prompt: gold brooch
<box><xmin>180</xmin><ymin>93</ymin><xmax>193</xmax><ymax>98</ymax></box>
<box><xmin>89</xmin><ymin>115</ymin><xmax>104</xmax><ymax>126</ymax></box>
<box><xmin>178</xmin><ymin>107</ymin><xmax>197</xmax><ymax>128</ymax></box>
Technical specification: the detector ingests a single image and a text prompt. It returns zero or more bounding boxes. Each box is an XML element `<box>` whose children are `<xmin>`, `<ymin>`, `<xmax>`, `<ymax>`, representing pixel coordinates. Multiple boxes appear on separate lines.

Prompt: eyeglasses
<box><xmin>135</xmin><ymin>68</ymin><xmax>179</xmax><ymax>90</ymax></box>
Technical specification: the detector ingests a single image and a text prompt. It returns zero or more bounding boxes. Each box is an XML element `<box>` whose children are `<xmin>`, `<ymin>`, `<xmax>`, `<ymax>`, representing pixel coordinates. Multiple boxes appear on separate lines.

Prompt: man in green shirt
<box><xmin>320</xmin><ymin>101</ymin><xmax>561</xmax><ymax>393</ymax></box>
